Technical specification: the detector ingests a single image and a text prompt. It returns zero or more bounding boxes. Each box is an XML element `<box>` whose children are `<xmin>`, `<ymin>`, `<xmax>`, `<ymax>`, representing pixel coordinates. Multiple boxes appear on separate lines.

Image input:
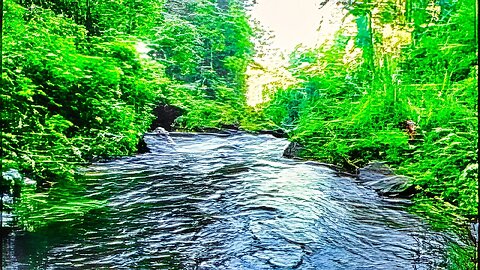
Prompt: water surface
<box><xmin>3</xmin><ymin>132</ymin><xmax>452</xmax><ymax>269</ymax></box>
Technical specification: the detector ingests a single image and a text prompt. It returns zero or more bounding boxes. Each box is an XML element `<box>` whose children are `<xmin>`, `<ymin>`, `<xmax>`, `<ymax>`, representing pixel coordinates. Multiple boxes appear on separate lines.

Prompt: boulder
<box><xmin>136</xmin><ymin>136</ymin><xmax>150</xmax><ymax>154</ymax></box>
<box><xmin>153</xmin><ymin>127</ymin><xmax>175</xmax><ymax>144</ymax></box>
<box><xmin>153</xmin><ymin>126</ymin><xmax>169</xmax><ymax>135</ymax></box>
<box><xmin>470</xmin><ymin>222</ymin><xmax>478</xmax><ymax>246</ymax></box>
<box><xmin>357</xmin><ymin>162</ymin><xmax>416</xmax><ymax>197</ymax></box>
<box><xmin>283</xmin><ymin>142</ymin><xmax>304</xmax><ymax>158</ymax></box>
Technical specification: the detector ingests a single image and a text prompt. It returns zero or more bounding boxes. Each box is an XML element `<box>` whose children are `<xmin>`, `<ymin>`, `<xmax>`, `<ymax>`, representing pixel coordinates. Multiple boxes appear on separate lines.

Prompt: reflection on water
<box><xmin>3</xmin><ymin>132</ymin><xmax>455</xmax><ymax>269</ymax></box>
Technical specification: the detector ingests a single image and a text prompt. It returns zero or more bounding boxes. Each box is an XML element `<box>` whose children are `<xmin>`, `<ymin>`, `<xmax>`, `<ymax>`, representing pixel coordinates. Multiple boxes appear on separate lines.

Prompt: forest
<box><xmin>1</xmin><ymin>0</ymin><xmax>478</xmax><ymax>268</ymax></box>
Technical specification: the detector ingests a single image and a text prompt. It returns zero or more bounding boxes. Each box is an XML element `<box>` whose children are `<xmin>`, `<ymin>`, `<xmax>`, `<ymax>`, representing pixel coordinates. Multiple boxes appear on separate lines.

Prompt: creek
<box><xmin>2</xmin><ymin>132</ymin><xmax>455</xmax><ymax>269</ymax></box>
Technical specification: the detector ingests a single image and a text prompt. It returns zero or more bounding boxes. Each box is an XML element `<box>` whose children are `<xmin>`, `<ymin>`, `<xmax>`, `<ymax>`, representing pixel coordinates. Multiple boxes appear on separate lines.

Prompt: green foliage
<box><xmin>91</xmin><ymin>0</ymin><xmax>165</xmax><ymax>37</ymax></box>
<box><xmin>144</xmin><ymin>0</ymin><xmax>254</xmax><ymax>131</ymax></box>
<box><xmin>446</xmin><ymin>242</ymin><xmax>476</xmax><ymax>270</ymax></box>
<box><xmin>2</xmin><ymin>2</ymin><xmax>166</xmax><ymax>180</ymax></box>
<box><xmin>16</xmin><ymin>0</ymin><xmax>165</xmax><ymax>37</ymax></box>
<box><xmin>264</xmin><ymin>0</ymin><xmax>477</xmax><ymax>213</ymax></box>
<box><xmin>262</xmin><ymin>87</ymin><xmax>305</xmax><ymax>130</ymax></box>
<box><xmin>164</xmin><ymin>83</ymin><xmax>246</xmax><ymax>130</ymax></box>
<box><xmin>2</xmin><ymin>1</ymin><xmax>165</xmax><ymax>232</ymax></box>
<box><xmin>151</xmin><ymin>15</ymin><xmax>202</xmax><ymax>78</ymax></box>
<box><xmin>149</xmin><ymin>0</ymin><xmax>253</xmax><ymax>91</ymax></box>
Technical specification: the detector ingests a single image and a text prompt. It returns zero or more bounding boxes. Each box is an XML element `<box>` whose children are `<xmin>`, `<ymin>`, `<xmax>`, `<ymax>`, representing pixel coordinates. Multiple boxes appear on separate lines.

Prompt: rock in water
<box><xmin>154</xmin><ymin>127</ymin><xmax>169</xmax><ymax>135</ymax></box>
<box><xmin>1</xmin><ymin>169</ymin><xmax>23</xmax><ymax>233</ymax></box>
<box><xmin>357</xmin><ymin>162</ymin><xmax>415</xmax><ymax>197</ymax></box>
<box><xmin>153</xmin><ymin>127</ymin><xmax>175</xmax><ymax>144</ymax></box>
<box><xmin>470</xmin><ymin>222</ymin><xmax>478</xmax><ymax>246</ymax></box>
<box><xmin>283</xmin><ymin>142</ymin><xmax>304</xmax><ymax>158</ymax></box>
<box><xmin>137</xmin><ymin>136</ymin><xmax>150</xmax><ymax>154</ymax></box>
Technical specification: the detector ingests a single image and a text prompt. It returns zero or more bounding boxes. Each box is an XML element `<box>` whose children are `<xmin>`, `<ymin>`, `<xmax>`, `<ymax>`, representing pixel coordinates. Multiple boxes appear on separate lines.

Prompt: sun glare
<box><xmin>249</xmin><ymin>0</ymin><xmax>323</xmax><ymax>52</ymax></box>
<box><xmin>245</xmin><ymin>0</ymin><xmax>347</xmax><ymax>107</ymax></box>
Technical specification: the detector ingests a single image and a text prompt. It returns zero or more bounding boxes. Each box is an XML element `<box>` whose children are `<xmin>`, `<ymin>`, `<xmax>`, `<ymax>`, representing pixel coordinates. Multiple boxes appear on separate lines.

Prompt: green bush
<box><xmin>2</xmin><ymin>2</ymin><xmax>166</xmax><ymax>184</ymax></box>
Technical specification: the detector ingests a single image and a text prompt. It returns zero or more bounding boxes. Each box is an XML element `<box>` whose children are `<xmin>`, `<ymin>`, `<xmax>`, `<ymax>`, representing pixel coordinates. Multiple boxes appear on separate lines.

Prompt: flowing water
<box><xmin>3</xmin><ymin>132</ymin><xmax>454</xmax><ymax>269</ymax></box>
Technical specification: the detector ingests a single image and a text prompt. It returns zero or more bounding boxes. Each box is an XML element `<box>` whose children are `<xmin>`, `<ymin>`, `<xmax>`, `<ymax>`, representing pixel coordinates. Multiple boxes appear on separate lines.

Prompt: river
<box><xmin>3</xmin><ymin>132</ymin><xmax>454</xmax><ymax>269</ymax></box>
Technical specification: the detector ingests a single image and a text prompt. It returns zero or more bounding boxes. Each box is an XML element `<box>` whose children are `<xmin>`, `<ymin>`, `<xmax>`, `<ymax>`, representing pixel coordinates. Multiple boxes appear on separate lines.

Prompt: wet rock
<box><xmin>150</xmin><ymin>104</ymin><xmax>184</xmax><ymax>131</ymax></box>
<box><xmin>282</xmin><ymin>142</ymin><xmax>304</xmax><ymax>158</ymax></box>
<box><xmin>153</xmin><ymin>127</ymin><xmax>175</xmax><ymax>144</ymax></box>
<box><xmin>153</xmin><ymin>127</ymin><xmax>169</xmax><ymax>135</ymax></box>
<box><xmin>258</xmin><ymin>129</ymin><xmax>287</xmax><ymax>138</ymax></box>
<box><xmin>136</xmin><ymin>136</ymin><xmax>150</xmax><ymax>154</ymax></box>
<box><xmin>2</xmin><ymin>169</ymin><xmax>23</xmax><ymax>186</ymax></box>
<box><xmin>221</xmin><ymin>124</ymin><xmax>239</xmax><ymax>130</ymax></box>
<box><xmin>357</xmin><ymin>162</ymin><xmax>416</xmax><ymax>197</ymax></box>
<box><xmin>191</xmin><ymin>128</ymin><xmax>240</xmax><ymax>136</ymax></box>
<box><xmin>1</xmin><ymin>169</ymin><xmax>26</xmax><ymax>198</ymax></box>
<box><xmin>196</xmin><ymin>127</ymin><xmax>224</xmax><ymax>133</ymax></box>
<box><xmin>470</xmin><ymin>222</ymin><xmax>478</xmax><ymax>246</ymax></box>
<box><xmin>359</xmin><ymin>161</ymin><xmax>393</xmax><ymax>176</ymax></box>
<box><xmin>1</xmin><ymin>169</ymin><xmax>22</xmax><ymax>234</ymax></box>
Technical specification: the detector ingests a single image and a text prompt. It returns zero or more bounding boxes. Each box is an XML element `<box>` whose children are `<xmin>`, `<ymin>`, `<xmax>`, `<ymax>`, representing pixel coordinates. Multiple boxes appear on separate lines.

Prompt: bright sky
<box><xmin>248</xmin><ymin>0</ymin><xmax>324</xmax><ymax>52</ymax></box>
<box><xmin>245</xmin><ymin>0</ymin><xmax>347</xmax><ymax>106</ymax></box>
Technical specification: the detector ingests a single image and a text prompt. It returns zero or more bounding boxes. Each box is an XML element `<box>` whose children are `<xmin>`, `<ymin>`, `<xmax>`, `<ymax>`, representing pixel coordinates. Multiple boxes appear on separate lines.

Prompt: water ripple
<box><xmin>4</xmin><ymin>132</ymin><xmax>455</xmax><ymax>269</ymax></box>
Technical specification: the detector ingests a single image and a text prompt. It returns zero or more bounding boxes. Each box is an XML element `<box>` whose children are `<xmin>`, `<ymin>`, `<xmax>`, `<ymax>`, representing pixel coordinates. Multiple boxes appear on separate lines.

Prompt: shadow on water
<box><xmin>3</xmin><ymin>132</ymin><xmax>462</xmax><ymax>269</ymax></box>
